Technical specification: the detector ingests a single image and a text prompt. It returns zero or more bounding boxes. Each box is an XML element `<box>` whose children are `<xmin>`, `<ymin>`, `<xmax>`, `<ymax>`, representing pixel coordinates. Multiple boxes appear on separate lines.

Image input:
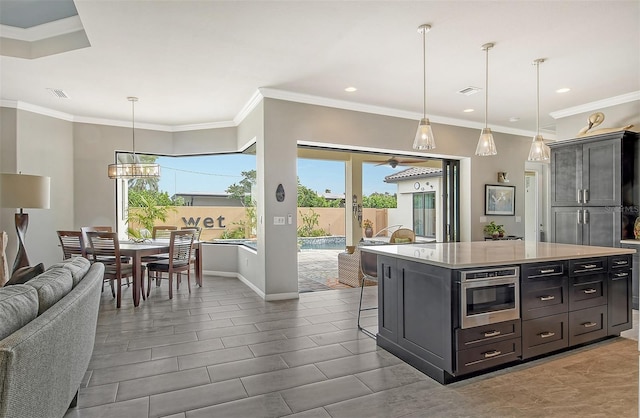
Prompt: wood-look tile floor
<box><xmin>65</xmin><ymin>275</ymin><xmax>639</xmax><ymax>418</ymax></box>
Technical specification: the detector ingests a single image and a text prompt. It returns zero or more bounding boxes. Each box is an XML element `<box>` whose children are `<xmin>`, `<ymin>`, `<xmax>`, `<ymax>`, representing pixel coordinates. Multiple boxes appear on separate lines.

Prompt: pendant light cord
<box><xmin>484</xmin><ymin>45</ymin><xmax>489</xmax><ymax>129</ymax></box>
<box><xmin>535</xmin><ymin>60</ymin><xmax>540</xmax><ymax>136</ymax></box>
<box><xmin>422</xmin><ymin>28</ymin><xmax>426</xmax><ymax>119</ymax></box>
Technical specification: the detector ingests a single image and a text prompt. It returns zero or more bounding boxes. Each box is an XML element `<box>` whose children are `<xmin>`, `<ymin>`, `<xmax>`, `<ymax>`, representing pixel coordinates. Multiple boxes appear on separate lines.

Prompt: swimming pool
<box><xmin>209</xmin><ymin>236</ymin><xmax>346</xmax><ymax>250</ymax></box>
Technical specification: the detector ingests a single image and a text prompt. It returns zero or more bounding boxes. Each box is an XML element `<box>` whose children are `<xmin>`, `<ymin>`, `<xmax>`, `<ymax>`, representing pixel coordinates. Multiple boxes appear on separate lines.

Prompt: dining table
<box><xmin>118</xmin><ymin>240</ymin><xmax>202</xmax><ymax>307</ymax></box>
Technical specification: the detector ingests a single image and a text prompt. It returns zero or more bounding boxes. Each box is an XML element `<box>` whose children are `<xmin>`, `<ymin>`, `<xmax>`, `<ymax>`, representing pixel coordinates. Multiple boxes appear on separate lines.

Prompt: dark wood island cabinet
<box><xmin>363</xmin><ymin>241</ymin><xmax>635</xmax><ymax>384</ymax></box>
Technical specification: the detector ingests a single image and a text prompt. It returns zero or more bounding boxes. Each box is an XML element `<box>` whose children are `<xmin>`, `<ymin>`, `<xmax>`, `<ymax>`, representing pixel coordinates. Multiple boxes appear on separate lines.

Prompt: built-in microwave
<box><xmin>459</xmin><ymin>266</ymin><xmax>520</xmax><ymax>329</ymax></box>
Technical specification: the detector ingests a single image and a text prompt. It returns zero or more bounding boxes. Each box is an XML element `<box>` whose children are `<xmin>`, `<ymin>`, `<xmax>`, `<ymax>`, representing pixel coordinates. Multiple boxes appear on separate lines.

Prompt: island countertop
<box><xmin>360</xmin><ymin>241</ymin><xmax>635</xmax><ymax>269</ymax></box>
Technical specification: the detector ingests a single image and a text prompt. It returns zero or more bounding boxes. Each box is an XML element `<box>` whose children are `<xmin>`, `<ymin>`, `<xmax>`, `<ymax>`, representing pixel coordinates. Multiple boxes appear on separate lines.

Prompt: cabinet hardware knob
<box><xmin>583</xmin><ymin>322</ymin><xmax>598</xmax><ymax>328</ymax></box>
<box><xmin>540</xmin><ymin>269</ymin><xmax>555</xmax><ymax>274</ymax></box>
<box><xmin>483</xmin><ymin>330</ymin><xmax>501</xmax><ymax>337</ymax></box>
<box><xmin>483</xmin><ymin>350</ymin><xmax>502</xmax><ymax>358</ymax></box>
<box><xmin>540</xmin><ymin>295</ymin><xmax>555</xmax><ymax>301</ymax></box>
<box><xmin>539</xmin><ymin>331</ymin><xmax>556</xmax><ymax>338</ymax></box>
<box><xmin>583</xmin><ymin>288</ymin><xmax>597</xmax><ymax>294</ymax></box>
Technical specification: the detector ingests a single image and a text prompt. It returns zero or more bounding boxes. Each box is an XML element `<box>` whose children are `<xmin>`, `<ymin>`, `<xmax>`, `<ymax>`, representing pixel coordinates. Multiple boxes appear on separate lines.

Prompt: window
<box><xmin>413</xmin><ymin>192</ymin><xmax>436</xmax><ymax>238</ymax></box>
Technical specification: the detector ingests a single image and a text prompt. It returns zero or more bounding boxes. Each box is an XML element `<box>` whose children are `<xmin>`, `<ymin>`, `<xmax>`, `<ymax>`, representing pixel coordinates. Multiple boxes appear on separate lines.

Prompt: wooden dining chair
<box><xmin>86</xmin><ymin>231</ymin><xmax>137</xmax><ymax>308</ymax></box>
<box><xmin>152</xmin><ymin>226</ymin><xmax>177</xmax><ymax>239</ymax></box>
<box><xmin>146</xmin><ymin>230</ymin><xmax>195</xmax><ymax>300</ymax></box>
<box><xmin>81</xmin><ymin>225</ymin><xmax>131</xmax><ymax>287</ymax></box>
<box><xmin>56</xmin><ymin>230</ymin><xmax>86</xmax><ymax>260</ymax></box>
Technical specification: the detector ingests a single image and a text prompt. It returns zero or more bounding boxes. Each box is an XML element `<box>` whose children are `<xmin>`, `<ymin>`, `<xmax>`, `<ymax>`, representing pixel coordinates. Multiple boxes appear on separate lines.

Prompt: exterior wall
<box><xmin>388</xmin><ymin>176</ymin><xmax>443</xmax><ymax>241</ymax></box>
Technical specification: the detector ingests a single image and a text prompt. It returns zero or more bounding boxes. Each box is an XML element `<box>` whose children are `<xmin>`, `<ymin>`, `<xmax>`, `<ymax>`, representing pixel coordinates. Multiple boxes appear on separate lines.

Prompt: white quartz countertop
<box><xmin>360</xmin><ymin>241</ymin><xmax>635</xmax><ymax>269</ymax></box>
<box><xmin>621</xmin><ymin>239</ymin><xmax>640</xmax><ymax>245</ymax></box>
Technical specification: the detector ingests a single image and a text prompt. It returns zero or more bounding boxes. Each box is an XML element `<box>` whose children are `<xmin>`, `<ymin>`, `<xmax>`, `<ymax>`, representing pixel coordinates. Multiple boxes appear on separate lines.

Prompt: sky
<box><xmin>156</xmin><ymin>155</ymin><xmax>400</xmax><ymax>197</ymax></box>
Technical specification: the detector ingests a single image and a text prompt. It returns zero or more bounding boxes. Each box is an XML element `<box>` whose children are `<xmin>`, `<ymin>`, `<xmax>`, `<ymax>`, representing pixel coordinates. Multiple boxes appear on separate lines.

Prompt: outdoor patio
<box><xmin>297</xmin><ymin>249</ymin><xmax>351</xmax><ymax>293</ymax></box>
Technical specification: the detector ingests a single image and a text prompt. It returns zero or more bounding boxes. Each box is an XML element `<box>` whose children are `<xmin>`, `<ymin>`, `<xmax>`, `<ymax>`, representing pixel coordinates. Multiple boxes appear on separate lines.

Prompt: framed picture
<box><xmin>485</xmin><ymin>184</ymin><xmax>515</xmax><ymax>216</ymax></box>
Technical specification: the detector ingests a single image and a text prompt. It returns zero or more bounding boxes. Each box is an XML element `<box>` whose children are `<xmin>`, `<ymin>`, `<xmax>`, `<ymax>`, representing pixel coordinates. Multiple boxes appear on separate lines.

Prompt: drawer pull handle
<box><xmin>614</xmin><ymin>260</ymin><xmax>628</xmax><ymax>265</ymax></box>
<box><xmin>582</xmin><ymin>264</ymin><xmax>597</xmax><ymax>269</ymax></box>
<box><xmin>539</xmin><ymin>331</ymin><xmax>556</xmax><ymax>339</ymax></box>
<box><xmin>540</xmin><ymin>269</ymin><xmax>556</xmax><ymax>274</ymax></box>
<box><xmin>540</xmin><ymin>295</ymin><xmax>555</xmax><ymax>301</ymax></box>
<box><xmin>483</xmin><ymin>330</ymin><xmax>501</xmax><ymax>337</ymax></box>
<box><xmin>583</xmin><ymin>288</ymin><xmax>597</xmax><ymax>294</ymax></box>
<box><xmin>615</xmin><ymin>272</ymin><xmax>629</xmax><ymax>277</ymax></box>
<box><xmin>583</xmin><ymin>322</ymin><xmax>598</xmax><ymax>328</ymax></box>
<box><xmin>483</xmin><ymin>350</ymin><xmax>502</xmax><ymax>359</ymax></box>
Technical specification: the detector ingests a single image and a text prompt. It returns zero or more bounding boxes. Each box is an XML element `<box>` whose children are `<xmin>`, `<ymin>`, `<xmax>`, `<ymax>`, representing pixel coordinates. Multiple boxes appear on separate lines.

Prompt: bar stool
<box><xmin>357</xmin><ymin>249</ymin><xmax>378</xmax><ymax>339</ymax></box>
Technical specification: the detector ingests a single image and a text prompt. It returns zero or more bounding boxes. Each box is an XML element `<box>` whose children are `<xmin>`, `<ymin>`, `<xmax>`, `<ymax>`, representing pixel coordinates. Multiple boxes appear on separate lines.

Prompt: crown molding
<box><xmin>234</xmin><ymin>90</ymin><xmax>264</xmax><ymax>125</ymax></box>
<box><xmin>0</xmin><ymin>16</ymin><xmax>84</xmax><ymax>42</ymax></box>
<box><xmin>259</xmin><ymin>87</ymin><xmax>545</xmax><ymax>139</ymax></box>
<box><xmin>550</xmin><ymin>91</ymin><xmax>640</xmax><ymax>119</ymax></box>
<box><xmin>1</xmin><ymin>99</ymin><xmax>75</xmax><ymax>121</ymax></box>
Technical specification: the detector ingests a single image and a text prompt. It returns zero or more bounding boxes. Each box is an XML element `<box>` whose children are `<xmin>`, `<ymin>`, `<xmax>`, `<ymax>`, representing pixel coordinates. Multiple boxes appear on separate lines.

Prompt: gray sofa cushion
<box><xmin>48</xmin><ymin>256</ymin><xmax>91</xmax><ymax>287</ymax></box>
<box><xmin>3</xmin><ymin>263</ymin><xmax>45</xmax><ymax>286</ymax></box>
<box><xmin>0</xmin><ymin>284</ymin><xmax>39</xmax><ymax>341</ymax></box>
<box><xmin>25</xmin><ymin>268</ymin><xmax>73</xmax><ymax>315</ymax></box>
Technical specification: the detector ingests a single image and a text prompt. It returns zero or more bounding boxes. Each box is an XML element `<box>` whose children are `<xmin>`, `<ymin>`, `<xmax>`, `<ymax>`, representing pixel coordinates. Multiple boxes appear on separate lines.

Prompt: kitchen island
<box><xmin>360</xmin><ymin>241</ymin><xmax>635</xmax><ymax>384</ymax></box>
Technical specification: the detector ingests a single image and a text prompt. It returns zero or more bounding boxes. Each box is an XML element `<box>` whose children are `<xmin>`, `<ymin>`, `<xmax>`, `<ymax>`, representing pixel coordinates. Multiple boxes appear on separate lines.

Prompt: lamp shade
<box><xmin>0</xmin><ymin>173</ymin><xmax>50</xmax><ymax>209</ymax></box>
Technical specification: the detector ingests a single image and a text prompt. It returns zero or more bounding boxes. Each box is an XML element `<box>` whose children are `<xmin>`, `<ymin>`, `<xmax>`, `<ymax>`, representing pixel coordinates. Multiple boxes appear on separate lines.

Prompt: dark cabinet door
<box><xmin>551</xmin><ymin>145</ymin><xmax>583</xmax><ymax>207</ymax></box>
<box><xmin>582</xmin><ymin>139</ymin><xmax>621</xmax><ymax>206</ymax></box>
<box><xmin>608</xmin><ymin>269</ymin><xmax>633</xmax><ymax>335</ymax></box>
<box><xmin>583</xmin><ymin>207</ymin><xmax>621</xmax><ymax>247</ymax></box>
<box><xmin>377</xmin><ymin>256</ymin><xmax>398</xmax><ymax>343</ymax></box>
<box><xmin>550</xmin><ymin>207</ymin><xmax>582</xmax><ymax>245</ymax></box>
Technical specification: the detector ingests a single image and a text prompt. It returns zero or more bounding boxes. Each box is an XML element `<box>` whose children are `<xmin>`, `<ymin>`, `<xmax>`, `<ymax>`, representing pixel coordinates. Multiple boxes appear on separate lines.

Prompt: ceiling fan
<box><xmin>372</xmin><ymin>157</ymin><xmax>428</xmax><ymax>168</ymax></box>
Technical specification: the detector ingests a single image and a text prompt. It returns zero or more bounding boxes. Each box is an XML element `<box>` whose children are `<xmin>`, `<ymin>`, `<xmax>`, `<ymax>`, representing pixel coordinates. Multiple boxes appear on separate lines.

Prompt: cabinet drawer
<box><xmin>570</xmin><ymin>257</ymin><xmax>607</xmax><ymax>276</ymax></box>
<box><xmin>521</xmin><ymin>277</ymin><xmax>568</xmax><ymax>320</ymax></box>
<box><xmin>610</xmin><ymin>254</ymin><xmax>632</xmax><ymax>270</ymax></box>
<box><xmin>569</xmin><ymin>305</ymin><xmax>607</xmax><ymax>346</ymax></box>
<box><xmin>570</xmin><ymin>274</ymin><xmax>607</xmax><ymax>310</ymax></box>
<box><xmin>522</xmin><ymin>262</ymin><xmax>566</xmax><ymax>279</ymax></box>
<box><xmin>455</xmin><ymin>337</ymin><xmax>521</xmax><ymax>376</ymax></box>
<box><xmin>456</xmin><ymin>320</ymin><xmax>521</xmax><ymax>350</ymax></box>
<box><xmin>522</xmin><ymin>313</ymin><xmax>569</xmax><ymax>359</ymax></box>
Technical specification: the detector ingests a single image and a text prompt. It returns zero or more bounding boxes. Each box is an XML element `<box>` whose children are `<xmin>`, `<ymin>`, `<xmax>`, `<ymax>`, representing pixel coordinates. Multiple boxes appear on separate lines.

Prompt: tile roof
<box><xmin>384</xmin><ymin>167</ymin><xmax>443</xmax><ymax>183</ymax></box>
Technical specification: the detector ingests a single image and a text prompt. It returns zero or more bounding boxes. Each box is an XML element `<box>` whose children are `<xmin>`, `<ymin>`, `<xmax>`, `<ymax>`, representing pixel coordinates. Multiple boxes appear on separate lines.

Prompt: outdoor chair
<box><xmin>389</xmin><ymin>228</ymin><xmax>416</xmax><ymax>244</ymax></box>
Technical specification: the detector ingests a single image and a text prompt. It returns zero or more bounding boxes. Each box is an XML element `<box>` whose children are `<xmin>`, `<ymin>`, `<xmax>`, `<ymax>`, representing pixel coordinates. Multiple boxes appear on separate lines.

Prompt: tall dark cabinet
<box><xmin>549</xmin><ymin>130</ymin><xmax>640</xmax><ymax>247</ymax></box>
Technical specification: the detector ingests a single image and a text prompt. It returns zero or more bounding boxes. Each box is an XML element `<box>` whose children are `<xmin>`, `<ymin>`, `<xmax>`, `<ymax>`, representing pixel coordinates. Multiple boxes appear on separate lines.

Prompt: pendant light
<box><xmin>527</xmin><ymin>58</ymin><xmax>551</xmax><ymax>161</ymax></box>
<box><xmin>413</xmin><ymin>24</ymin><xmax>436</xmax><ymax>150</ymax></box>
<box><xmin>475</xmin><ymin>43</ymin><xmax>497</xmax><ymax>156</ymax></box>
<box><xmin>108</xmin><ymin>97</ymin><xmax>160</xmax><ymax>179</ymax></box>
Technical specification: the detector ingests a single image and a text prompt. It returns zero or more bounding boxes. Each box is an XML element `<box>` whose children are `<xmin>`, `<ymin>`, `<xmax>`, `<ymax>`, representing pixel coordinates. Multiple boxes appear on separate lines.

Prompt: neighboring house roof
<box><xmin>384</xmin><ymin>167</ymin><xmax>443</xmax><ymax>183</ymax></box>
<box><xmin>321</xmin><ymin>192</ymin><xmax>345</xmax><ymax>200</ymax></box>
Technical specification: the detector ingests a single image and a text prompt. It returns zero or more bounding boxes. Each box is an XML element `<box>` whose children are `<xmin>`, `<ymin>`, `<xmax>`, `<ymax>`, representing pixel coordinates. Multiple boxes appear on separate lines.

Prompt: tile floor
<box><xmin>65</xmin><ymin>274</ymin><xmax>639</xmax><ymax>418</ymax></box>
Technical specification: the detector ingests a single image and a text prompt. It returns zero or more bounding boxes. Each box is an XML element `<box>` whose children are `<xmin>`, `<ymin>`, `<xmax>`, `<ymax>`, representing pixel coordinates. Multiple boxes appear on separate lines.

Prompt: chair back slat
<box><xmin>169</xmin><ymin>230</ymin><xmax>195</xmax><ymax>263</ymax></box>
<box><xmin>153</xmin><ymin>226</ymin><xmax>177</xmax><ymax>240</ymax></box>
<box><xmin>56</xmin><ymin>230</ymin><xmax>86</xmax><ymax>259</ymax></box>
<box><xmin>181</xmin><ymin>226</ymin><xmax>202</xmax><ymax>241</ymax></box>
<box><xmin>86</xmin><ymin>231</ymin><xmax>121</xmax><ymax>267</ymax></box>
<box><xmin>81</xmin><ymin>226</ymin><xmax>113</xmax><ymax>251</ymax></box>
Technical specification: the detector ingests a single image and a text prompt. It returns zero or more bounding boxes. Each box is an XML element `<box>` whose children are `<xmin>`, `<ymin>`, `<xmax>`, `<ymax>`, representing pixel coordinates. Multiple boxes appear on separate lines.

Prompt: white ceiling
<box><xmin>1</xmin><ymin>1</ymin><xmax>638</xmax><ymax>138</ymax></box>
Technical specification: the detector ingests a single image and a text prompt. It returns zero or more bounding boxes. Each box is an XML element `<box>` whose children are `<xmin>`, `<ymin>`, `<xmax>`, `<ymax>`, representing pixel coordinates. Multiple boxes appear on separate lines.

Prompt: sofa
<box><xmin>0</xmin><ymin>257</ymin><xmax>104</xmax><ymax>418</ymax></box>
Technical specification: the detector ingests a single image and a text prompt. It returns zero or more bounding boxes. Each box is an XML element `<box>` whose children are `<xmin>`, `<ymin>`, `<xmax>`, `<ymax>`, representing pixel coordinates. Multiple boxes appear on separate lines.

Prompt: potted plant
<box><xmin>363</xmin><ymin>219</ymin><xmax>374</xmax><ymax>238</ymax></box>
<box><xmin>483</xmin><ymin>221</ymin><xmax>504</xmax><ymax>239</ymax></box>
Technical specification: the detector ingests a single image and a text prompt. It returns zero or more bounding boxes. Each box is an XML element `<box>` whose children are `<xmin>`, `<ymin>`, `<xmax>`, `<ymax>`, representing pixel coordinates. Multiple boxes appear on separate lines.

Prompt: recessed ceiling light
<box><xmin>556</xmin><ymin>87</ymin><xmax>570</xmax><ymax>93</ymax></box>
<box><xmin>509</xmin><ymin>117</ymin><xmax>520</xmax><ymax>122</ymax></box>
<box><xmin>463</xmin><ymin>108</ymin><xmax>475</xmax><ymax>113</ymax></box>
<box><xmin>344</xmin><ymin>87</ymin><xmax>357</xmax><ymax>92</ymax></box>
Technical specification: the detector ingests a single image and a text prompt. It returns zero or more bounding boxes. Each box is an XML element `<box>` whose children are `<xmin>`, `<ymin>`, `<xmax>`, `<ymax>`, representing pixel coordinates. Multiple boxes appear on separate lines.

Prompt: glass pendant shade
<box><xmin>413</xmin><ymin>117</ymin><xmax>436</xmax><ymax>150</ymax></box>
<box><xmin>475</xmin><ymin>127</ymin><xmax>497</xmax><ymax>156</ymax></box>
<box><xmin>528</xmin><ymin>134</ymin><xmax>550</xmax><ymax>161</ymax></box>
<box><xmin>108</xmin><ymin>96</ymin><xmax>160</xmax><ymax>180</ymax></box>
<box><xmin>413</xmin><ymin>24</ymin><xmax>435</xmax><ymax>150</ymax></box>
<box><xmin>475</xmin><ymin>43</ymin><xmax>496</xmax><ymax>156</ymax></box>
<box><xmin>528</xmin><ymin>58</ymin><xmax>550</xmax><ymax>162</ymax></box>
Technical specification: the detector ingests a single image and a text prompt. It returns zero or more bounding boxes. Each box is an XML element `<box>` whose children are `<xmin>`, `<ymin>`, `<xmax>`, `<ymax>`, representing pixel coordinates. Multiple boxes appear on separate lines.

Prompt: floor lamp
<box><xmin>0</xmin><ymin>173</ymin><xmax>50</xmax><ymax>276</ymax></box>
